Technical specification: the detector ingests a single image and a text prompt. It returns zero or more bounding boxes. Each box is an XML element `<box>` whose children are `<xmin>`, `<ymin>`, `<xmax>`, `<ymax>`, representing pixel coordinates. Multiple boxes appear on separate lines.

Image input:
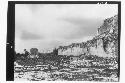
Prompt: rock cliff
<box><xmin>57</xmin><ymin>15</ymin><xmax>118</xmax><ymax>57</ymax></box>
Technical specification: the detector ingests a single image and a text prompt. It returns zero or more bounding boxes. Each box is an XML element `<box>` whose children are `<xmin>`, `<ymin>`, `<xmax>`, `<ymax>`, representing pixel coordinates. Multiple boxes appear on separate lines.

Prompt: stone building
<box><xmin>57</xmin><ymin>15</ymin><xmax>118</xmax><ymax>58</ymax></box>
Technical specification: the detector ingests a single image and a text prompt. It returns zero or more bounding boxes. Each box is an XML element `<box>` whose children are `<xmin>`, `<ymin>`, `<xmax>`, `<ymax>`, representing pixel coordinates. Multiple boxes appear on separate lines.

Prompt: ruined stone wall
<box><xmin>58</xmin><ymin>15</ymin><xmax>118</xmax><ymax>57</ymax></box>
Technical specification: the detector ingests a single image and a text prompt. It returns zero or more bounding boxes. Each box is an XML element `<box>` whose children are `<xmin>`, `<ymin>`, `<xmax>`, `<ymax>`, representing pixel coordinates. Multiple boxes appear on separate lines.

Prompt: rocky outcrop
<box><xmin>57</xmin><ymin>15</ymin><xmax>118</xmax><ymax>57</ymax></box>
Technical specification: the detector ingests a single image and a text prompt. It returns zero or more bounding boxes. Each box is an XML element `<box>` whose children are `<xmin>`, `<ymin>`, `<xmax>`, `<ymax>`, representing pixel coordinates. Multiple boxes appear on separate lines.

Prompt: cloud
<box><xmin>60</xmin><ymin>17</ymin><xmax>103</xmax><ymax>39</ymax></box>
<box><xmin>15</xmin><ymin>4</ymin><xmax>118</xmax><ymax>52</ymax></box>
<box><xmin>21</xmin><ymin>31</ymin><xmax>43</xmax><ymax>40</ymax></box>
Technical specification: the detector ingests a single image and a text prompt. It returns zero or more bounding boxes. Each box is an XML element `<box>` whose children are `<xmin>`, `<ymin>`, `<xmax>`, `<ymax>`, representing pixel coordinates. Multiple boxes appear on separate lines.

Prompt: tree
<box><xmin>53</xmin><ymin>48</ymin><xmax>58</xmax><ymax>56</ymax></box>
<box><xmin>30</xmin><ymin>48</ymin><xmax>38</xmax><ymax>55</ymax></box>
<box><xmin>24</xmin><ymin>49</ymin><xmax>30</xmax><ymax>57</ymax></box>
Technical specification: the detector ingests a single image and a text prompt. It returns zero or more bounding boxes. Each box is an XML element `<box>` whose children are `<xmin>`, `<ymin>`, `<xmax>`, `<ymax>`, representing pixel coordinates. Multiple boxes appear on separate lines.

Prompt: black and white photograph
<box><xmin>6</xmin><ymin>1</ymin><xmax>120</xmax><ymax>81</ymax></box>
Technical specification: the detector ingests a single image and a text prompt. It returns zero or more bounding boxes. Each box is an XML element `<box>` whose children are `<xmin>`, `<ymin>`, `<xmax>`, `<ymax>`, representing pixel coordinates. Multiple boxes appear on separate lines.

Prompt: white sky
<box><xmin>15</xmin><ymin>4</ymin><xmax>118</xmax><ymax>53</ymax></box>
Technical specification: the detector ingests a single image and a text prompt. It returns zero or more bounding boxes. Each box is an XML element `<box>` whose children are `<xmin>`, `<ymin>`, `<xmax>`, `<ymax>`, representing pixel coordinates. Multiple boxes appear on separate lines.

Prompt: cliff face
<box><xmin>58</xmin><ymin>15</ymin><xmax>118</xmax><ymax>57</ymax></box>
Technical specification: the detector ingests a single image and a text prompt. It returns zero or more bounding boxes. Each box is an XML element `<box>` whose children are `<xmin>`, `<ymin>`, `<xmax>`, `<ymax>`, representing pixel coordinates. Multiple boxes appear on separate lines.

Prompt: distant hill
<box><xmin>57</xmin><ymin>15</ymin><xmax>118</xmax><ymax>57</ymax></box>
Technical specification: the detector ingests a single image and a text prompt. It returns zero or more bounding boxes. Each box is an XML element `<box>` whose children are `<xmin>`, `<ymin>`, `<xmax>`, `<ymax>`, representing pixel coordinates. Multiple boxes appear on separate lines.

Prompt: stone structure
<box><xmin>57</xmin><ymin>15</ymin><xmax>118</xmax><ymax>57</ymax></box>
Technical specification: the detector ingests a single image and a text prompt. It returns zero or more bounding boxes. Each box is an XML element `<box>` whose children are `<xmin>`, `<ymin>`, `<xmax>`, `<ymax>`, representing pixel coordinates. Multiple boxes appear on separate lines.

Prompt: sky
<box><xmin>15</xmin><ymin>4</ymin><xmax>118</xmax><ymax>53</ymax></box>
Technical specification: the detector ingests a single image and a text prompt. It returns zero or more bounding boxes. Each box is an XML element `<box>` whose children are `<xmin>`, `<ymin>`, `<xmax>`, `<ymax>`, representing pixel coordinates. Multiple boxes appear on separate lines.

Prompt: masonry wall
<box><xmin>57</xmin><ymin>15</ymin><xmax>118</xmax><ymax>58</ymax></box>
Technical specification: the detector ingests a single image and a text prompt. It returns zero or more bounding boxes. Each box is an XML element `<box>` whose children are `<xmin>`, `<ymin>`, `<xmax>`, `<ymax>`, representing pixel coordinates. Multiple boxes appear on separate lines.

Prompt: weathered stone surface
<box><xmin>57</xmin><ymin>15</ymin><xmax>118</xmax><ymax>57</ymax></box>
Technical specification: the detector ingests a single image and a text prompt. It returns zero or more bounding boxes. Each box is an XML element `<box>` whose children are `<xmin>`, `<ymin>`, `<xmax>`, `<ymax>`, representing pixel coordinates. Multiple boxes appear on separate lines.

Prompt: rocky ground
<box><xmin>14</xmin><ymin>55</ymin><xmax>119</xmax><ymax>81</ymax></box>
